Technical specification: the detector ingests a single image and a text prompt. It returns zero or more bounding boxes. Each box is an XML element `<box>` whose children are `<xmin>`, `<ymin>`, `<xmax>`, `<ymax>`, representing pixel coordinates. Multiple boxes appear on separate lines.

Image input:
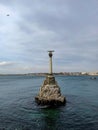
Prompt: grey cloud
<box><xmin>0</xmin><ymin>61</ymin><xmax>14</xmax><ymax>66</ymax></box>
<box><xmin>0</xmin><ymin>0</ymin><xmax>98</xmax><ymax>73</ymax></box>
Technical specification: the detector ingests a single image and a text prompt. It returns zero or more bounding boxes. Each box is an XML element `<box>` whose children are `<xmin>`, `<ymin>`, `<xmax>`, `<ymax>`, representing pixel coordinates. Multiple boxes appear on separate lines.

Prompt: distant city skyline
<box><xmin>0</xmin><ymin>0</ymin><xmax>98</xmax><ymax>74</ymax></box>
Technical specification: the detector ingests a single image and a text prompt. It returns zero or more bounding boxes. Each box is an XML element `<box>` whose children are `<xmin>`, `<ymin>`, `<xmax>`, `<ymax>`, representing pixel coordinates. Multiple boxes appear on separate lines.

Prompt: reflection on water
<box><xmin>40</xmin><ymin>108</ymin><xmax>60</xmax><ymax>130</ymax></box>
<box><xmin>0</xmin><ymin>75</ymin><xmax>98</xmax><ymax>130</ymax></box>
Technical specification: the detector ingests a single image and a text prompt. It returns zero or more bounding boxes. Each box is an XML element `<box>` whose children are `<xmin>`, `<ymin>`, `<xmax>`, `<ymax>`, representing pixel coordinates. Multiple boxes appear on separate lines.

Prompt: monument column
<box><xmin>48</xmin><ymin>51</ymin><xmax>54</xmax><ymax>74</ymax></box>
<box><xmin>35</xmin><ymin>50</ymin><xmax>66</xmax><ymax>106</ymax></box>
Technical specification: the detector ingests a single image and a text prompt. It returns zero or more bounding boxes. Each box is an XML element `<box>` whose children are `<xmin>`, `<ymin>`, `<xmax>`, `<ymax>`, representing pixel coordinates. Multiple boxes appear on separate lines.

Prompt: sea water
<box><xmin>0</xmin><ymin>75</ymin><xmax>98</xmax><ymax>130</ymax></box>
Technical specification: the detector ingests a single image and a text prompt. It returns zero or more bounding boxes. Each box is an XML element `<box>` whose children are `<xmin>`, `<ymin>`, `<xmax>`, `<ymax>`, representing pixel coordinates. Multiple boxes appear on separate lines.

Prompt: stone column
<box><xmin>48</xmin><ymin>51</ymin><xmax>54</xmax><ymax>74</ymax></box>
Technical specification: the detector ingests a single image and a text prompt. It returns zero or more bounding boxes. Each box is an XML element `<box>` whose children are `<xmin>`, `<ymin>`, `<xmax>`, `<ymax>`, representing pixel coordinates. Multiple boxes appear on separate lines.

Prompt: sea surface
<box><xmin>0</xmin><ymin>75</ymin><xmax>98</xmax><ymax>130</ymax></box>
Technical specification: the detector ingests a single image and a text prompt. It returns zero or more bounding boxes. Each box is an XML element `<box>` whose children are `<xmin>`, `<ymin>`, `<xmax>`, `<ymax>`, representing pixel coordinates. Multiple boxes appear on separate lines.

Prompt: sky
<box><xmin>0</xmin><ymin>0</ymin><xmax>98</xmax><ymax>74</ymax></box>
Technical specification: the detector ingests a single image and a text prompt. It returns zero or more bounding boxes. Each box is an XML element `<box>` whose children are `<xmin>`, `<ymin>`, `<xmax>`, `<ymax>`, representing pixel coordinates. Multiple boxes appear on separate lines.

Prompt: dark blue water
<box><xmin>0</xmin><ymin>75</ymin><xmax>98</xmax><ymax>130</ymax></box>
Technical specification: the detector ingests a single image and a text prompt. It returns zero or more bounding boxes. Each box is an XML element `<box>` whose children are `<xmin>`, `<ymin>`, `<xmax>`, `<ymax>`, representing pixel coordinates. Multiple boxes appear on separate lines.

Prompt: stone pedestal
<box><xmin>35</xmin><ymin>74</ymin><xmax>66</xmax><ymax>106</ymax></box>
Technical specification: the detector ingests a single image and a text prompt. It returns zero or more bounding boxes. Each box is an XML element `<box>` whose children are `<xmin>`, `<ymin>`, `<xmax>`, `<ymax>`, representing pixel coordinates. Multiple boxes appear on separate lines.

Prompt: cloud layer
<box><xmin>0</xmin><ymin>0</ymin><xmax>98</xmax><ymax>74</ymax></box>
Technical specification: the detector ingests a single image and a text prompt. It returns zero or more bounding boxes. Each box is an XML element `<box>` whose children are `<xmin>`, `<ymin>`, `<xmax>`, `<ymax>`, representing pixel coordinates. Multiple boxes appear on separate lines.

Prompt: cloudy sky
<box><xmin>0</xmin><ymin>0</ymin><xmax>98</xmax><ymax>74</ymax></box>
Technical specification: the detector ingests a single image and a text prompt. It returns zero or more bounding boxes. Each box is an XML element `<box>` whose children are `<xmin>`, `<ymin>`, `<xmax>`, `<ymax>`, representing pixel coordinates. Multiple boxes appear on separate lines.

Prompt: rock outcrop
<box><xmin>35</xmin><ymin>74</ymin><xmax>66</xmax><ymax>106</ymax></box>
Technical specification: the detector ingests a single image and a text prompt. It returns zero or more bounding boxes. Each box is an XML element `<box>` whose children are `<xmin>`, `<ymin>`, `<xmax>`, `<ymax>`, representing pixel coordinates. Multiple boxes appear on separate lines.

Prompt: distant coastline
<box><xmin>0</xmin><ymin>72</ymin><xmax>98</xmax><ymax>76</ymax></box>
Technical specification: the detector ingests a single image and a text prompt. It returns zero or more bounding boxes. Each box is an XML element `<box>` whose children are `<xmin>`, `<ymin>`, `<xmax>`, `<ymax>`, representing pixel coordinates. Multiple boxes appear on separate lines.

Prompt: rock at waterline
<box><xmin>35</xmin><ymin>74</ymin><xmax>66</xmax><ymax>106</ymax></box>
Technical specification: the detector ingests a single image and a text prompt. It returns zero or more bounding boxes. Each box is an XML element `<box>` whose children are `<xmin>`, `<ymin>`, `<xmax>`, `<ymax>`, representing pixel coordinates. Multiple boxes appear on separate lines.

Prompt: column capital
<box><xmin>48</xmin><ymin>50</ymin><xmax>54</xmax><ymax>57</ymax></box>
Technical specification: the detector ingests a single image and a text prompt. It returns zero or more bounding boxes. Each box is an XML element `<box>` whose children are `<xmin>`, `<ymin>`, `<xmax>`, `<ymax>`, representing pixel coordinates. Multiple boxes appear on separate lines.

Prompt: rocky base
<box><xmin>35</xmin><ymin>74</ymin><xmax>66</xmax><ymax>106</ymax></box>
<box><xmin>35</xmin><ymin>96</ymin><xmax>66</xmax><ymax>106</ymax></box>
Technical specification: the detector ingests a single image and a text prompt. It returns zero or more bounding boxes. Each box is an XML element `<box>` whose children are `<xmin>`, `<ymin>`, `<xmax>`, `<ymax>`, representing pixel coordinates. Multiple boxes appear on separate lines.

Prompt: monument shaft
<box><xmin>48</xmin><ymin>51</ymin><xmax>53</xmax><ymax>74</ymax></box>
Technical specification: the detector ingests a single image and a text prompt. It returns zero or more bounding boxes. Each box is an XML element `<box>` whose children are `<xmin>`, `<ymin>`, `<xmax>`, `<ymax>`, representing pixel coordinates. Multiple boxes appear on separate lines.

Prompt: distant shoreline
<box><xmin>0</xmin><ymin>72</ymin><xmax>98</xmax><ymax>76</ymax></box>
